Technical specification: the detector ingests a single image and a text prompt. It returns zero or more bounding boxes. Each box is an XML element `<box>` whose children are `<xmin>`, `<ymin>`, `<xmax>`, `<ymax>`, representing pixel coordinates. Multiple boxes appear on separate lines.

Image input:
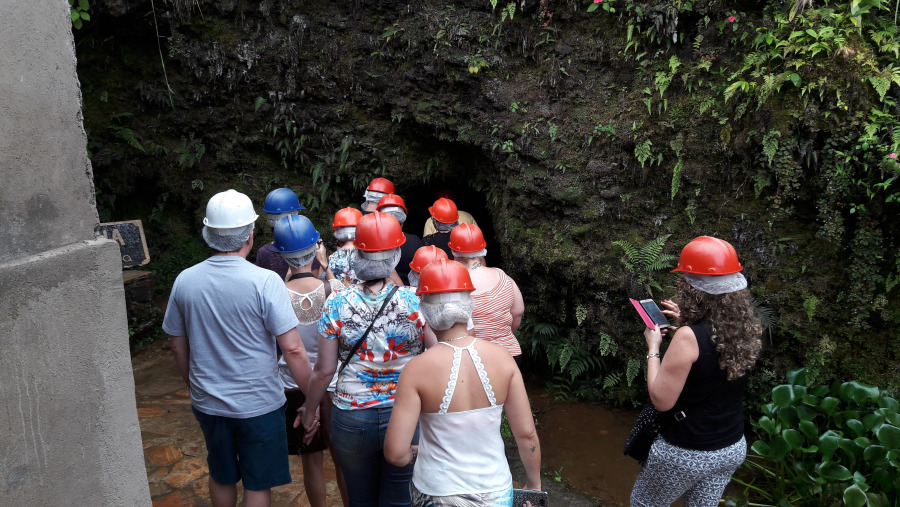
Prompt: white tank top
<box><xmin>412</xmin><ymin>341</ymin><xmax>513</xmax><ymax>496</ymax></box>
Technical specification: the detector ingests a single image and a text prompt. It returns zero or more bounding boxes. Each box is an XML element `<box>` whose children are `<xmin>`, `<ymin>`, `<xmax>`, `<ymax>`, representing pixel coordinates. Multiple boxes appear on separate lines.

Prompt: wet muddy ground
<box><xmin>529</xmin><ymin>393</ymin><xmax>642</xmax><ymax>506</ymax></box>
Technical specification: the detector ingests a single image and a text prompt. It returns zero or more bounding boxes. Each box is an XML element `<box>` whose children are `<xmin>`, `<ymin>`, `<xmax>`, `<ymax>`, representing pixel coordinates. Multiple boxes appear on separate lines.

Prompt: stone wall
<box><xmin>0</xmin><ymin>1</ymin><xmax>150</xmax><ymax>504</ymax></box>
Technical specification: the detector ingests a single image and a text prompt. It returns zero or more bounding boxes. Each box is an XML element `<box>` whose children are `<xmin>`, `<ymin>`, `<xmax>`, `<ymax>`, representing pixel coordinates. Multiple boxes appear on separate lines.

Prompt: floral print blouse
<box><xmin>328</xmin><ymin>248</ymin><xmax>362</xmax><ymax>286</ymax></box>
<box><xmin>318</xmin><ymin>283</ymin><xmax>425</xmax><ymax>410</ymax></box>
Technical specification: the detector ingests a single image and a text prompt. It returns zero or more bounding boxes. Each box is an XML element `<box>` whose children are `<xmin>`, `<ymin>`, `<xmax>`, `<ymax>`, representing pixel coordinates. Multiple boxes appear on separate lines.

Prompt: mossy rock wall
<box><xmin>78</xmin><ymin>0</ymin><xmax>900</xmax><ymax>396</ymax></box>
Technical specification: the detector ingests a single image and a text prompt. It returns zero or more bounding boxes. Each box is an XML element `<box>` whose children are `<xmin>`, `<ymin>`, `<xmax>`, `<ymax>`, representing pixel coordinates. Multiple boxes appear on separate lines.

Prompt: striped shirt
<box><xmin>472</xmin><ymin>269</ymin><xmax>521</xmax><ymax>356</ymax></box>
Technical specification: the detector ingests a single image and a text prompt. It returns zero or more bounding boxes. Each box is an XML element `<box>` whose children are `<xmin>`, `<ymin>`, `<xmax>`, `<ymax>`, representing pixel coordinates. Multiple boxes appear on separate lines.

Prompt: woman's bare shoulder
<box><xmin>669</xmin><ymin>325</ymin><xmax>700</xmax><ymax>359</ymax></box>
<box><xmin>474</xmin><ymin>340</ymin><xmax>518</xmax><ymax>366</ymax></box>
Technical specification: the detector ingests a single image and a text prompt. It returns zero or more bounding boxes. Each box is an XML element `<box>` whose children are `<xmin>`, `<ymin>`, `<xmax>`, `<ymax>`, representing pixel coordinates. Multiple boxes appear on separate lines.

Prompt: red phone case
<box><xmin>630</xmin><ymin>298</ymin><xmax>656</xmax><ymax>328</ymax></box>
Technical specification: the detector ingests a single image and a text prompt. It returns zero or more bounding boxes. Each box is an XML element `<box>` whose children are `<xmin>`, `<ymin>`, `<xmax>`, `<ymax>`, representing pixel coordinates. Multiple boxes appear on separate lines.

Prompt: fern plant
<box><xmin>612</xmin><ymin>234</ymin><xmax>678</xmax><ymax>297</ymax></box>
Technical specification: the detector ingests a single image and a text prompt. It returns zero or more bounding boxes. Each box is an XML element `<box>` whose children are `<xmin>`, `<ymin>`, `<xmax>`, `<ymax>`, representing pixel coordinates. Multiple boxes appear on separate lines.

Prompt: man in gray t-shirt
<box><xmin>162</xmin><ymin>189</ymin><xmax>312</xmax><ymax>507</ymax></box>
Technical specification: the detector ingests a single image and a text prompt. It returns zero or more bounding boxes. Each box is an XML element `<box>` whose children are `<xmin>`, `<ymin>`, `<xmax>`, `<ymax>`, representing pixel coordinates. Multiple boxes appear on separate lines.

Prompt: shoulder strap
<box><xmin>338</xmin><ymin>285</ymin><xmax>400</xmax><ymax>375</ymax></box>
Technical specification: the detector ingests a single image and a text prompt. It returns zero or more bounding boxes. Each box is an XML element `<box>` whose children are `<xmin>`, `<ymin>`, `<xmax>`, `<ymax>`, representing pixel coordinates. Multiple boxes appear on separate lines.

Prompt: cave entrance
<box><xmin>398</xmin><ymin>141</ymin><xmax>502</xmax><ymax>269</ymax></box>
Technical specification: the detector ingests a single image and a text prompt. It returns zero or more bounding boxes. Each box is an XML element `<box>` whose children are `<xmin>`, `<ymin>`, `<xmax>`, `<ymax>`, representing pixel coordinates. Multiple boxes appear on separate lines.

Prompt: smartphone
<box><xmin>629</xmin><ymin>298</ymin><xmax>670</xmax><ymax>329</ymax></box>
<box><xmin>513</xmin><ymin>489</ymin><xmax>549</xmax><ymax>506</ymax></box>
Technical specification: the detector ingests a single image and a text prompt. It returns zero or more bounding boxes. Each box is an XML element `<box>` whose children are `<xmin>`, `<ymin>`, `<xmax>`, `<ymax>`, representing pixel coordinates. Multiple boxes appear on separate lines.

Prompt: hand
<box><xmin>315</xmin><ymin>240</ymin><xmax>328</xmax><ymax>261</ymax></box>
<box><xmin>300</xmin><ymin>404</ymin><xmax>321</xmax><ymax>444</ymax></box>
<box><xmin>660</xmin><ymin>299</ymin><xmax>681</xmax><ymax>321</ymax></box>
<box><xmin>644</xmin><ymin>324</ymin><xmax>663</xmax><ymax>352</ymax></box>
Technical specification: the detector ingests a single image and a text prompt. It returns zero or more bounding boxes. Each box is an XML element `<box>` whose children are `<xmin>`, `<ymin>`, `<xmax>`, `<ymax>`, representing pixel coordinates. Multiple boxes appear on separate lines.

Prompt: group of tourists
<box><xmin>162</xmin><ymin>177</ymin><xmax>763</xmax><ymax>507</ymax></box>
<box><xmin>163</xmin><ymin>179</ymin><xmax>536</xmax><ymax>507</ymax></box>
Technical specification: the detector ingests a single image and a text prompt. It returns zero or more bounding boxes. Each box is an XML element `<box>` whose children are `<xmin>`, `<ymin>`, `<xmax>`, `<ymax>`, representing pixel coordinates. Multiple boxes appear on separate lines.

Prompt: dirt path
<box><xmin>134</xmin><ymin>341</ymin><xmax>344</xmax><ymax>506</ymax></box>
<box><xmin>134</xmin><ymin>339</ymin><xmax>599</xmax><ymax>506</ymax></box>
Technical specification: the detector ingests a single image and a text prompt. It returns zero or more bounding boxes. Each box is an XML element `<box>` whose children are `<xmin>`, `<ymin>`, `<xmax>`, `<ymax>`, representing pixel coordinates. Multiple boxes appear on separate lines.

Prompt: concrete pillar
<box><xmin>0</xmin><ymin>1</ymin><xmax>151</xmax><ymax>505</ymax></box>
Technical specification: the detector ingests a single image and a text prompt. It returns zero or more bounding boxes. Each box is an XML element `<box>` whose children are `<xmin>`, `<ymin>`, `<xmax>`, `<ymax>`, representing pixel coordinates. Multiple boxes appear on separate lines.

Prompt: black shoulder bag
<box><xmin>623</xmin><ymin>404</ymin><xmax>686</xmax><ymax>465</ymax></box>
<box><xmin>337</xmin><ymin>285</ymin><xmax>399</xmax><ymax>375</ymax></box>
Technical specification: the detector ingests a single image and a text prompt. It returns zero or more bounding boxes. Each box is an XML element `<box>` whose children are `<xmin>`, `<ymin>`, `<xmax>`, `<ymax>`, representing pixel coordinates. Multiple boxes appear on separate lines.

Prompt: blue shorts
<box><xmin>192</xmin><ymin>404</ymin><xmax>291</xmax><ymax>491</ymax></box>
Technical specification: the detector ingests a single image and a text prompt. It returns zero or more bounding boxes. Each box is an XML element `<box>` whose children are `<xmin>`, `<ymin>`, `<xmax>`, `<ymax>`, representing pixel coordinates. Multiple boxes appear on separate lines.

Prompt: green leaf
<box><xmin>864</xmin><ymin>412</ymin><xmax>885</xmax><ymax>431</ymax></box>
<box><xmin>801</xmin><ymin>394</ymin><xmax>819</xmax><ymax>406</ymax></box>
<box><xmin>789</xmin><ymin>73</ymin><xmax>801</xmax><ymax>87</ymax></box>
<box><xmin>889</xmin><ymin>449</ymin><xmax>900</xmax><ymax>468</ymax></box>
<box><xmin>797</xmin><ymin>404</ymin><xmax>818</xmax><ymax>423</ymax></box>
<box><xmin>820</xmin><ymin>433</ymin><xmax>840</xmax><ymax>460</ymax></box>
<box><xmin>799</xmin><ymin>420</ymin><xmax>819</xmax><ymax>438</ymax></box>
<box><xmin>773</xmin><ymin>384</ymin><xmax>795</xmax><ymax>407</ymax></box>
<box><xmin>839</xmin><ymin>437</ymin><xmax>860</xmax><ymax>459</ymax></box>
<box><xmin>777</xmin><ymin>406</ymin><xmax>800</xmax><ymax>426</ymax></box>
<box><xmin>877</xmin><ymin>408</ymin><xmax>900</xmax><ymax>427</ymax></box>
<box><xmin>863</xmin><ymin>445</ymin><xmax>887</xmax><ymax>464</ymax></box>
<box><xmin>866</xmin><ymin>492</ymin><xmax>890</xmax><ymax>507</ymax></box>
<box><xmin>769</xmin><ymin>436</ymin><xmax>792</xmax><ymax>461</ymax></box>
<box><xmin>854</xmin><ymin>384</ymin><xmax>880</xmax><ymax>404</ymax></box>
<box><xmin>71</xmin><ymin>10</ymin><xmax>79</xmax><ymax>21</ymax></box>
<box><xmin>854</xmin><ymin>437</ymin><xmax>872</xmax><ymax>449</ymax></box>
<box><xmin>811</xmin><ymin>385</ymin><xmax>829</xmax><ymax>397</ymax></box>
<box><xmin>751</xmin><ymin>439</ymin><xmax>770</xmax><ymax>457</ymax></box>
<box><xmin>783</xmin><ymin>429</ymin><xmax>804</xmax><ymax>449</ymax></box>
<box><xmin>879</xmin><ymin>396</ymin><xmax>900</xmax><ymax>412</ymax></box>
<box><xmin>847</xmin><ymin>419</ymin><xmax>866</xmax><ymax>438</ymax></box>
<box><xmin>843</xmin><ymin>484</ymin><xmax>867</xmax><ymax>507</ymax></box>
<box><xmin>757</xmin><ymin>416</ymin><xmax>777</xmax><ymax>436</ymax></box>
<box><xmin>78</xmin><ymin>0</ymin><xmax>88</xmax><ymax>10</ymax></box>
<box><xmin>80</xmin><ymin>12</ymin><xmax>90</xmax><ymax>21</ymax></box>
<box><xmin>820</xmin><ymin>397</ymin><xmax>840</xmax><ymax>415</ymax></box>
<box><xmin>875</xmin><ymin>424</ymin><xmax>900</xmax><ymax>450</ymax></box>
<box><xmin>818</xmin><ymin>461</ymin><xmax>852</xmax><ymax>481</ymax></box>
<box><xmin>792</xmin><ymin>385</ymin><xmax>808</xmax><ymax>399</ymax></box>
<box><xmin>786</xmin><ymin>368</ymin><xmax>807</xmax><ymax>385</ymax></box>
<box><xmin>587</xmin><ymin>3</ymin><xmax>600</xmax><ymax>12</ymax></box>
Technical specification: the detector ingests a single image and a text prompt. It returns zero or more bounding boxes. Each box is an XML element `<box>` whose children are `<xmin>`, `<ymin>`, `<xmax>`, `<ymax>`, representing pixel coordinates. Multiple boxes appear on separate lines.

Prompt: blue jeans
<box><xmin>331</xmin><ymin>406</ymin><xmax>419</xmax><ymax>507</ymax></box>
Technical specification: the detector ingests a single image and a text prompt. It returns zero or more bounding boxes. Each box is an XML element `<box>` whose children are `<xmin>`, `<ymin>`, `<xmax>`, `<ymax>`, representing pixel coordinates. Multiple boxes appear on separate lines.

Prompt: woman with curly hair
<box><xmin>631</xmin><ymin>236</ymin><xmax>763</xmax><ymax>507</ymax></box>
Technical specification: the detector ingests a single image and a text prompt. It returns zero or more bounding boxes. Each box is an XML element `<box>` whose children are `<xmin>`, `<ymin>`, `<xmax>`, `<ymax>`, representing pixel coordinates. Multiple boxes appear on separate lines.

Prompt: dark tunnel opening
<box><xmin>394</xmin><ymin>139</ymin><xmax>503</xmax><ymax>270</ymax></box>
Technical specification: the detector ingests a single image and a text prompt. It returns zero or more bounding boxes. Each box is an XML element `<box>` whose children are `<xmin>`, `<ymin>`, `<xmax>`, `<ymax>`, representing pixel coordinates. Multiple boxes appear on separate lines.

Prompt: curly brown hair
<box><xmin>676</xmin><ymin>277</ymin><xmax>763</xmax><ymax>380</ymax></box>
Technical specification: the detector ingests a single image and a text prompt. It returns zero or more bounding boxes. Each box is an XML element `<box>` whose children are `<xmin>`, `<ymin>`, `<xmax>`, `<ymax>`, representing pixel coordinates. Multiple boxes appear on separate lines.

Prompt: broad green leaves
<box><xmin>748</xmin><ymin>369</ymin><xmax>900</xmax><ymax>503</ymax></box>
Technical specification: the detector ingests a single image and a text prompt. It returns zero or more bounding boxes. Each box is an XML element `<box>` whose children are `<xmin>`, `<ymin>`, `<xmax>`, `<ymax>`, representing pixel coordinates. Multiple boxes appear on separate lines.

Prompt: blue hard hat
<box><xmin>273</xmin><ymin>215</ymin><xmax>320</xmax><ymax>253</ymax></box>
<box><xmin>263</xmin><ymin>188</ymin><xmax>305</xmax><ymax>213</ymax></box>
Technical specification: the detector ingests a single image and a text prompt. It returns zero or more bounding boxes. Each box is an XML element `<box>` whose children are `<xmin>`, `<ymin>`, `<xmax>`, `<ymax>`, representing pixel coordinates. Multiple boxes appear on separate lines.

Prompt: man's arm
<box><xmin>277</xmin><ymin>328</ymin><xmax>312</xmax><ymax>396</ymax></box>
<box><xmin>169</xmin><ymin>335</ymin><xmax>190</xmax><ymax>387</ymax></box>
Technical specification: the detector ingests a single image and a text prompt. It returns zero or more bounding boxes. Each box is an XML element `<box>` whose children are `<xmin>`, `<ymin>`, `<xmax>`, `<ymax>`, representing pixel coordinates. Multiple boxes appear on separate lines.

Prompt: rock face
<box><xmin>78</xmin><ymin>1</ymin><xmax>900</xmax><ymax>394</ymax></box>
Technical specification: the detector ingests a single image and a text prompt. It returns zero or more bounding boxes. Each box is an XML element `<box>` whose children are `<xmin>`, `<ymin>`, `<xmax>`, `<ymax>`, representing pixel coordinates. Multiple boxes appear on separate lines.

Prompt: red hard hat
<box><xmin>409</xmin><ymin>246</ymin><xmax>449</xmax><ymax>273</ymax></box>
<box><xmin>672</xmin><ymin>236</ymin><xmax>743</xmax><ymax>275</ymax></box>
<box><xmin>367</xmin><ymin>177</ymin><xmax>395</xmax><ymax>194</ymax></box>
<box><xmin>332</xmin><ymin>207</ymin><xmax>363</xmax><ymax>230</ymax></box>
<box><xmin>377</xmin><ymin>194</ymin><xmax>407</xmax><ymax>214</ymax></box>
<box><xmin>448</xmin><ymin>223</ymin><xmax>486</xmax><ymax>253</ymax></box>
<box><xmin>416</xmin><ymin>259</ymin><xmax>475</xmax><ymax>295</ymax></box>
<box><xmin>428</xmin><ymin>198</ymin><xmax>459</xmax><ymax>224</ymax></box>
<box><xmin>354</xmin><ymin>212</ymin><xmax>406</xmax><ymax>251</ymax></box>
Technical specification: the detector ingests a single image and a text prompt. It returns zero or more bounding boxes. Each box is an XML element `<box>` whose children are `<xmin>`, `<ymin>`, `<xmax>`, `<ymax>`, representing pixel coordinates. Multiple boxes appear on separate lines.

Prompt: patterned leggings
<box><xmin>630</xmin><ymin>435</ymin><xmax>746</xmax><ymax>507</ymax></box>
<box><xmin>411</xmin><ymin>482</ymin><xmax>513</xmax><ymax>506</ymax></box>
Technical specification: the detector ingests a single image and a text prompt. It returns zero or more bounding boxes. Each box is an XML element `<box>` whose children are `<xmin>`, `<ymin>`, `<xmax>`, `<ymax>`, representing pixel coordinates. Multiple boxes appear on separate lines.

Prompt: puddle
<box><xmin>531</xmin><ymin>388</ymin><xmax>745</xmax><ymax>506</ymax></box>
<box><xmin>530</xmin><ymin>390</ymin><xmax>642</xmax><ymax>506</ymax></box>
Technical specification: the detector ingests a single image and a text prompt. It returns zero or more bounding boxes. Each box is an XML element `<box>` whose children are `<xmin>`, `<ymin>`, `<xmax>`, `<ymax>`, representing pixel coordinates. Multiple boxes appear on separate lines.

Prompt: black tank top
<box><xmin>661</xmin><ymin>321</ymin><xmax>748</xmax><ymax>450</ymax></box>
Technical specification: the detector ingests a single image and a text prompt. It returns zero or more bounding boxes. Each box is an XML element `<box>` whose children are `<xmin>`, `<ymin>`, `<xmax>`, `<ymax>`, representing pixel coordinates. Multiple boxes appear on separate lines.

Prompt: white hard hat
<box><xmin>203</xmin><ymin>189</ymin><xmax>259</xmax><ymax>234</ymax></box>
